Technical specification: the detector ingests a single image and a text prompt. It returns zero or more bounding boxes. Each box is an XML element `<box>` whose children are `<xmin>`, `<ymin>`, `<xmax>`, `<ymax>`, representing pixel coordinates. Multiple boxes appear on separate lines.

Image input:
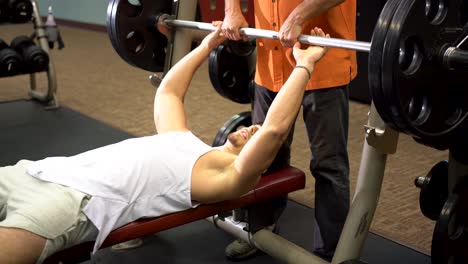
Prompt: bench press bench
<box><xmin>43</xmin><ymin>166</ymin><xmax>306</xmax><ymax>264</ymax></box>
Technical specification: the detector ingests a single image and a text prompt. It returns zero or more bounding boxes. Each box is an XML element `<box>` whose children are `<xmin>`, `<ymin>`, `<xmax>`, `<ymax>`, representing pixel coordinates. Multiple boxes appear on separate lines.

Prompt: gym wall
<box><xmin>38</xmin><ymin>0</ymin><xmax>107</xmax><ymax>25</ymax></box>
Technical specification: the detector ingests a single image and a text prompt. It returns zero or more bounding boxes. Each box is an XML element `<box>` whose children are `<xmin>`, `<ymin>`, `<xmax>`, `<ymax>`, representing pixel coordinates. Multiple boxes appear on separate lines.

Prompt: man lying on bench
<box><xmin>0</xmin><ymin>23</ymin><xmax>329</xmax><ymax>264</ymax></box>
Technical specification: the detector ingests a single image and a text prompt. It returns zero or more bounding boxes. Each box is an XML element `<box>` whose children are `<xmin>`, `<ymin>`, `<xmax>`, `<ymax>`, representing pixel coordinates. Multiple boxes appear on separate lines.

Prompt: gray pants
<box><xmin>252</xmin><ymin>83</ymin><xmax>350</xmax><ymax>258</ymax></box>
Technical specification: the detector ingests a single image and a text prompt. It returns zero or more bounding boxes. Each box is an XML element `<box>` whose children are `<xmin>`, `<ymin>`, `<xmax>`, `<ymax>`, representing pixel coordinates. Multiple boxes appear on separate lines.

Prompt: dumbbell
<box><xmin>0</xmin><ymin>38</ymin><xmax>23</xmax><ymax>76</ymax></box>
<box><xmin>0</xmin><ymin>0</ymin><xmax>9</xmax><ymax>23</ymax></box>
<box><xmin>11</xmin><ymin>35</ymin><xmax>49</xmax><ymax>73</ymax></box>
<box><xmin>8</xmin><ymin>0</ymin><xmax>32</xmax><ymax>23</ymax></box>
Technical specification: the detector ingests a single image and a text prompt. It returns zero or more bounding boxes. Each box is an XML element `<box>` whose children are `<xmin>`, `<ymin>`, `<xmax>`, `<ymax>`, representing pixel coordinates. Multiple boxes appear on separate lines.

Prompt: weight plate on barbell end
<box><xmin>431</xmin><ymin>181</ymin><xmax>468</xmax><ymax>264</ymax></box>
<box><xmin>368</xmin><ymin>0</ymin><xmax>403</xmax><ymax>124</ymax></box>
<box><xmin>379</xmin><ymin>0</ymin><xmax>468</xmax><ymax>141</ymax></box>
<box><xmin>107</xmin><ymin>0</ymin><xmax>172</xmax><ymax>72</ymax></box>
<box><xmin>227</xmin><ymin>39</ymin><xmax>256</xmax><ymax>57</ymax></box>
<box><xmin>212</xmin><ymin>111</ymin><xmax>252</xmax><ymax>147</ymax></box>
<box><xmin>209</xmin><ymin>44</ymin><xmax>255</xmax><ymax>104</ymax></box>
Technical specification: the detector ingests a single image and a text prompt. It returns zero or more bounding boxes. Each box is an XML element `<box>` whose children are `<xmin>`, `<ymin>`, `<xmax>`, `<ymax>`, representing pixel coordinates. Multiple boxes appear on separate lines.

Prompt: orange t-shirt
<box><xmin>253</xmin><ymin>0</ymin><xmax>358</xmax><ymax>91</ymax></box>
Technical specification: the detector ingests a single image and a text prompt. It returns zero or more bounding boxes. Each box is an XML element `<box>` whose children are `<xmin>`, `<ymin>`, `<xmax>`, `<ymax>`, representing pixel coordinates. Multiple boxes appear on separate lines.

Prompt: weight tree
<box><xmin>0</xmin><ymin>0</ymin><xmax>58</xmax><ymax>108</ymax></box>
<box><xmin>28</xmin><ymin>0</ymin><xmax>58</xmax><ymax>108</ymax></box>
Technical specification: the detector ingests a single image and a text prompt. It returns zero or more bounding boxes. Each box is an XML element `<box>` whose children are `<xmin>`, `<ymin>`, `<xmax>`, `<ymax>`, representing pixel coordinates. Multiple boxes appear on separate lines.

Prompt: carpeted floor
<box><xmin>0</xmin><ymin>24</ymin><xmax>449</xmax><ymax>254</ymax></box>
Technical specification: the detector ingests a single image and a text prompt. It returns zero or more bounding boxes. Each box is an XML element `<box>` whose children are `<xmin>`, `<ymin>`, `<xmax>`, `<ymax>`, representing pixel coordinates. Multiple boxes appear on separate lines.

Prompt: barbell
<box><xmin>164</xmin><ymin>18</ymin><xmax>372</xmax><ymax>52</ymax></box>
<box><xmin>106</xmin><ymin>0</ymin><xmax>468</xmax><ymax>147</ymax></box>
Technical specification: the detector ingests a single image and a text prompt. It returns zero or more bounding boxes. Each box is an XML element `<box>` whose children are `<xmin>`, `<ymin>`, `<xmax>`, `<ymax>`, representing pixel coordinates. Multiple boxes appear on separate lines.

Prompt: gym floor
<box><xmin>0</xmin><ymin>23</ymin><xmax>447</xmax><ymax>260</ymax></box>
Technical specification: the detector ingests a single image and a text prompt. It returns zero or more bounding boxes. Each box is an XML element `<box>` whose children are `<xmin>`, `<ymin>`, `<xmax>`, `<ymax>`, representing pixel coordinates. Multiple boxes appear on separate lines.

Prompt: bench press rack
<box><xmin>46</xmin><ymin>0</ymin><xmax>468</xmax><ymax>263</ymax></box>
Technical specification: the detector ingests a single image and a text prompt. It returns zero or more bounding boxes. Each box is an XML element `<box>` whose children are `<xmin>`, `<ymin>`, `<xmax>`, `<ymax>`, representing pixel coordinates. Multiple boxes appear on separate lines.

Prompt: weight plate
<box><xmin>380</xmin><ymin>0</ymin><xmax>468</xmax><ymax>140</ymax></box>
<box><xmin>9</xmin><ymin>0</ymin><xmax>33</xmax><ymax>23</ymax></box>
<box><xmin>0</xmin><ymin>48</ymin><xmax>22</xmax><ymax>76</ymax></box>
<box><xmin>227</xmin><ymin>39</ymin><xmax>256</xmax><ymax>57</ymax></box>
<box><xmin>212</xmin><ymin>111</ymin><xmax>252</xmax><ymax>147</ymax></box>
<box><xmin>209</xmin><ymin>44</ymin><xmax>255</xmax><ymax>104</ymax></box>
<box><xmin>418</xmin><ymin>160</ymin><xmax>448</xmax><ymax>220</ymax></box>
<box><xmin>368</xmin><ymin>0</ymin><xmax>403</xmax><ymax>124</ymax></box>
<box><xmin>106</xmin><ymin>0</ymin><xmax>172</xmax><ymax>72</ymax></box>
<box><xmin>10</xmin><ymin>35</ymin><xmax>33</xmax><ymax>50</ymax></box>
<box><xmin>432</xmin><ymin>180</ymin><xmax>468</xmax><ymax>263</ymax></box>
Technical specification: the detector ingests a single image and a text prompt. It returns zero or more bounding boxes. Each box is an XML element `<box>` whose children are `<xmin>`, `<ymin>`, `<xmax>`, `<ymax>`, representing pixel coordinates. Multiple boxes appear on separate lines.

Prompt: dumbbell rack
<box><xmin>1</xmin><ymin>0</ymin><xmax>58</xmax><ymax>108</ymax></box>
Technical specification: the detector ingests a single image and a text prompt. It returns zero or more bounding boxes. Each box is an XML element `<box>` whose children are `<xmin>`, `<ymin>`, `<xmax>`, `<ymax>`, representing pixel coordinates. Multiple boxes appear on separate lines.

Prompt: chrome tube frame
<box><xmin>30</xmin><ymin>0</ymin><xmax>58</xmax><ymax>108</ymax></box>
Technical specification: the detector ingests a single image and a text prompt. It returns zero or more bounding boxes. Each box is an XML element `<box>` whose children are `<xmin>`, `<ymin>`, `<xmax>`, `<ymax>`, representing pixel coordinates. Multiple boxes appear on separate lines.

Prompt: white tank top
<box><xmin>27</xmin><ymin>131</ymin><xmax>213</xmax><ymax>252</ymax></box>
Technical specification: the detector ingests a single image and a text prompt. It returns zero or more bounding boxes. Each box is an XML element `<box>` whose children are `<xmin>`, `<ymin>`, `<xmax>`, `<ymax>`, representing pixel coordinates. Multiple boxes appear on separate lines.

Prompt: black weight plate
<box><xmin>432</xmin><ymin>180</ymin><xmax>468</xmax><ymax>264</ymax></box>
<box><xmin>381</xmin><ymin>0</ymin><xmax>437</xmax><ymax>135</ymax></box>
<box><xmin>431</xmin><ymin>193</ymin><xmax>460</xmax><ymax>264</ymax></box>
<box><xmin>227</xmin><ymin>39</ymin><xmax>256</xmax><ymax>57</ymax></box>
<box><xmin>418</xmin><ymin>160</ymin><xmax>448</xmax><ymax>220</ymax></box>
<box><xmin>0</xmin><ymin>47</ymin><xmax>22</xmax><ymax>76</ymax></box>
<box><xmin>209</xmin><ymin>44</ymin><xmax>254</xmax><ymax>104</ymax></box>
<box><xmin>212</xmin><ymin>111</ymin><xmax>252</xmax><ymax>147</ymax></box>
<box><xmin>381</xmin><ymin>0</ymin><xmax>468</xmax><ymax>140</ymax></box>
<box><xmin>107</xmin><ymin>0</ymin><xmax>171</xmax><ymax>72</ymax></box>
<box><xmin>9</xmin><ymin>0</ymin><xmax>32</xmax><ymax>23</ymax></box>
<box><xmin>368</xmin><ymin>0</ymin><xmax>402</xmax><ymax>124</ymax></box>
<box><xmin>10</xmin><ymin>35</ymin><xmax>33</xmax><ymax>50</ymax></box>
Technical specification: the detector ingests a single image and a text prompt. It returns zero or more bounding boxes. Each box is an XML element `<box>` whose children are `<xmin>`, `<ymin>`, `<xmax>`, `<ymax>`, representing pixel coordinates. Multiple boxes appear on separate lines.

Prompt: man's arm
<box><xmin>154</xmin><ymin>24</ymin><xmax>226</xmax><ymax>134</ymax></box>
<box><xmin>229</xmin><ymin>29</ymin><xmax>330</xmax><ymax>196</ymax></box>
<box><xmin>279</xmin><ymin>0</ymin><xmax>345</xmax><ymax>47</ymax></box>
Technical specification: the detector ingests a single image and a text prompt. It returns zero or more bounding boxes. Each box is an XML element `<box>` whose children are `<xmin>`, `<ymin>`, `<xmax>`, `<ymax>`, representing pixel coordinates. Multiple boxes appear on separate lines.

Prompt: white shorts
<box><xmin>0</xmin><ymin>160</ymin><xmax>98</xmax><ymax>263</ymax></box>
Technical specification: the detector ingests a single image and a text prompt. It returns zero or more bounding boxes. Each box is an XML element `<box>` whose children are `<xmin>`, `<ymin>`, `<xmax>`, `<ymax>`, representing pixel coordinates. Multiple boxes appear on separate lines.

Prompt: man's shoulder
<box><xmin>194</xmin><ymin>149</ymin><xmax>237</xmax><ymax>174</ymax></box>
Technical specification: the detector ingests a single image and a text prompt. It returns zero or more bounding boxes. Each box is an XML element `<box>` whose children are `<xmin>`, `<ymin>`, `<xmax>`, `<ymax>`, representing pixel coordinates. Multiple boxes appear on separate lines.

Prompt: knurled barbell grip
<box><xmin>164</xmin><ymin>18</ymin><xmax>372</xmax><ymax>52</ymax></box>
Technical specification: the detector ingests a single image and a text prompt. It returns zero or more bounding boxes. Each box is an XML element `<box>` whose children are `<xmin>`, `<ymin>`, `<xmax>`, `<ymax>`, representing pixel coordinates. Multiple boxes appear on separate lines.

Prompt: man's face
<box><xmin>227</xmin><ymin>124</ymin><xmax>261</xmax><ymax>150</ymax></box>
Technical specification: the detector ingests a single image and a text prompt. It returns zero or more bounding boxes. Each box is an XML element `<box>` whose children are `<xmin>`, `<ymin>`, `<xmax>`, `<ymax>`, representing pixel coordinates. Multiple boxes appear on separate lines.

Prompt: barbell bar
<box><xmin>162</xmin><ymin>17</ymin><xmax>468</xmax><ymax>71</ymax></box>
<box><xmin>107</xmin><ymin>0</ymin><xmax>468</xmax><ymax>148</ymax></box>
<box><xmin>163</xmin><ymin>18</ymin><xmax>372</xmax><ymax>52</ymax></box>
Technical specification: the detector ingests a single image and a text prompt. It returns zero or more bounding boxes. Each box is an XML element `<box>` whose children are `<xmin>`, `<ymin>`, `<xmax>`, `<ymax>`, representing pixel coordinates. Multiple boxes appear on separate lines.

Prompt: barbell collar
<box><xmin>164</xmin><ymin>19</ymin><xmax>371</xmax><ymax>52</ymax></box>
<box><xmin>444</xmin><ymin>47</ymin><xmax>468</xmax><ymax>71</ymax></box>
